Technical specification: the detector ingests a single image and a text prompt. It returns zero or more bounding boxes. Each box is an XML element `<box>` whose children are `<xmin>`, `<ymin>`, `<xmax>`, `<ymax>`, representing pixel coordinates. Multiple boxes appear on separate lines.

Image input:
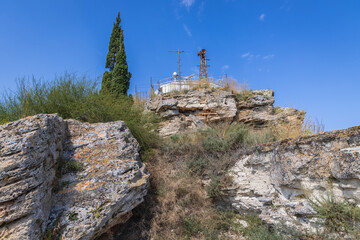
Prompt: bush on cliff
<box><xmin>0</xmin><ymin>73</ymin><xmax>159</xmax><ymax>152</ymax></box>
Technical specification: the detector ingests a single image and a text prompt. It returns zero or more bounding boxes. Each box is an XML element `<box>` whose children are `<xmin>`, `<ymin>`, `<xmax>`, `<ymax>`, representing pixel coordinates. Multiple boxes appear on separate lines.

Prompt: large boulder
<box><xmin>0</xmin><ymin>114</ymin><xmax>149</xmax><ymax>240</ymax></box>
<box><xmin>0</xmin><ymin>115</ymin><xmax>65</xmax><ymax>240</ymax></box>
<box><xmin>225</xmin><ymin>125</ymin><xmax>360</xmax><ymax>232</ymax></box>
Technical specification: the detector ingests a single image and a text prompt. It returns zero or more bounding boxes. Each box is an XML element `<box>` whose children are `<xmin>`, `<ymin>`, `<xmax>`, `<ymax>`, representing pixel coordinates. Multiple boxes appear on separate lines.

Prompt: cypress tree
<box><xmin>101</xmin><ymin>12</ymin><xmax>131</xmax><ymax>95</ymax></box>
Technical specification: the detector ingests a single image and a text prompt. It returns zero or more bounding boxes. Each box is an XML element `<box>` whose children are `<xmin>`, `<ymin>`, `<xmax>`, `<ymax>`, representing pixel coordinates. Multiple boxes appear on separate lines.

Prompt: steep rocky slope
<box><xmin>146</xmin><ymin>89</ymin><xmax>305</xmax><ymax>136</ymax></box>
<box><xmin>225</xmin><ymin>125</ymin><xmax>360</xmax><ymax>234</ymax></box>
<box><xmin>0</xmin><ymin>114</ymin><xmax>149</xmax><ymax>240</ymax></box>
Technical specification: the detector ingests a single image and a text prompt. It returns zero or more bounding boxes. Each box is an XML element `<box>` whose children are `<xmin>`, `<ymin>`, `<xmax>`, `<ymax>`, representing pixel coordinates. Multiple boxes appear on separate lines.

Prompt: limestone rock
<box><xmin>146</xmin><ymin>88</ymin><xmax>305</xmax><ymax>136</ymax></box>
<box><xmin>158</xmin><ymin>114</ymin><xmax>206</xmax><ymax>137</ymax></box>
<box><xmin>146</xmin><ymin>89</ymin><xmax>238</xmax><ymax>136</ymax></box>
<box><xmin>225</xmin><ymin>125</ymin><xmax>360</xmax><ymax>232</ymax></box>
<box><xmin>237</xmin><ymin>90</ymin><xmax>275</xmax><ymax>108</ymax></box>
<box><xmin>0</xmin><ymin>114</ymin><xmax>149</xmax><ymax>240</ymax></box>
<box><xmin>237</xmin><ymin>90</ymin><xmax>305</xmax><ymax>128</ymax></box>
<box><xmin>0</xmin><ymin>114</ymin><xmax>65</xmax><ymax>240</ymax></box>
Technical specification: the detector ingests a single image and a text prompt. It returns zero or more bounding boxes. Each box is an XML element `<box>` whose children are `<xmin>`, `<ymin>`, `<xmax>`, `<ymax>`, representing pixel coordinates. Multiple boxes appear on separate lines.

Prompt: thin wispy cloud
<box><xmin>241</xmin><ymin>52</ymin><xmax>251</xmax><ymax>58</ymax></box>
<box><xmin>183</xmin><ymin>24</ymin><xmax>192</xmax><ymax>37</ymax></box>
<box><xmin>263</xmin><ymin>54</ymin><xmax>275</xmax><ymax>60</ymax></box>
<box><xmin>242</xmin><ymin>52</ymin><xmax>275</xmax><ymax>62</ymax></box>
<box><xmin>222</xmin><ymin>65</ymin><xmax>230</xmax><ymax>71</ymax></box>
<box><xmin>180</xmin><ymin>0</ymin><xmax>195</xmax><ymax>8</ymax></box>
<box><xmin>259</xmin><ymin>14</ymin><xmax>266</xmax><ymax>21</ymax></box>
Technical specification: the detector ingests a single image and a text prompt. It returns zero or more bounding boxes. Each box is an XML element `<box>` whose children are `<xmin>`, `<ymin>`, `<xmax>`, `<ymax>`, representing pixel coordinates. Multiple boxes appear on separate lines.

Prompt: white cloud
<box><xmin>241</xmin><ymin>52</ymin><xmax>251</xmax><ymax>58</ymax></box>
<box><xmin>222</xmin><ymin>65</ymin><xmax>230</xmax><ymax>70</ymax></box>
<box><xmin>259</xmin><ymin>14</ymin><xmax>266</xmax><ymax>21</ymax></box>
<box><xmin>181</xmin><ymin>0</ymin><xmax>195</xmax><ymax>8</ymax></box>
<box><xmin>183</xmin><ymin>24</ymin><xmax>192</xmax><ymax>37</ymax></box>
<box><xmin>263</xmin><ymin>54</ymin><xmax>275</xmax><ymax>60</ymax></box>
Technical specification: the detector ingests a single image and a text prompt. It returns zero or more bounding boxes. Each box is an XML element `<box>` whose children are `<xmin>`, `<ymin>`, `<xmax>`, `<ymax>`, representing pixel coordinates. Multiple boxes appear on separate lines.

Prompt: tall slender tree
<box><xmin>101</xmin><ymin>12</ymin><xmax>131</xmax><ymax>96</ymax></box>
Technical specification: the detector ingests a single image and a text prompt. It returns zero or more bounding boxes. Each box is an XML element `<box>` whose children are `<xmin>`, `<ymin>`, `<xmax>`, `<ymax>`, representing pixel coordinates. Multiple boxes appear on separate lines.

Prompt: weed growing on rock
<box><xmin>236</xmin><ymin>89</ymin><xmax>251</xmax><ymax>102</ymax></box>
<box><xmin>89</xmin><ymin>205</ymin><xmax>102</xmax><ymax>219</ymax></box>
<box><xmin>308</xmin><ymin>191</ymin><xmax>360</xmax><ymax>235</ymax></box>
<box><xmin>69</xmin><ymin>212</ymin><xmax>78</xmax><ymax>221</ymax></box>
<box><xmin>57</xmin><ymin>157</ymin><xmax>83</xmax><ymax>175</ymax></box>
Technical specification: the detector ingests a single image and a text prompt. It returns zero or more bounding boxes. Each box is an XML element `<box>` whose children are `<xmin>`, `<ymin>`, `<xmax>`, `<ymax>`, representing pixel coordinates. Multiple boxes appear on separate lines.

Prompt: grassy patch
<box><xmin>0</xmin><ymin>73</ymin><xmax>160</xmax><ymax>153</ymax></box>
<box><xmin>57</xmin><ymin>157</ymin><xmax>83</xmax><ymax>175</ymax></box>
<box><xmin>182</xmin><ymin>216</ymin><xmax>201</xmax><ymax>238</ymax></box>
<box><xmin>236</xmin><ymin>89</ymin><xmax>252</xmax><ymax>102</ymax></box>
<box><xmin>308</xmin><ymin>191</ymin><xmax>360</xmax><ymax>235</ymax></box>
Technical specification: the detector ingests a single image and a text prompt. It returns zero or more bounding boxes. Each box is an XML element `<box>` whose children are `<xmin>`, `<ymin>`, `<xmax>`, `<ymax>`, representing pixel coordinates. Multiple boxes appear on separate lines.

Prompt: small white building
<box><xmin>159</xmin><ymin>72</ymin><xmax>221</xmax><ymax>94</ymax></box>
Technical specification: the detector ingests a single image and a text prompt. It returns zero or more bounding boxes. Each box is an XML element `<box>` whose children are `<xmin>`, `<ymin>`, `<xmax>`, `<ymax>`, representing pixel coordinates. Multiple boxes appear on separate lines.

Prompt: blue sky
<box><xmin>0</xmin><ymin>0</ymin><xmax>359</xmax><ymax>130</ymax></box>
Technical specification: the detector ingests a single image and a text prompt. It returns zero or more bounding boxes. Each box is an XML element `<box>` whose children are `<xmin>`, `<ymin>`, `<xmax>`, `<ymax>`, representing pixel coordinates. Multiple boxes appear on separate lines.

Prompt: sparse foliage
<box><xmin>308</xmin><ymin>191</ymin><xmax>360</xmax><ymax>235</ymax></box>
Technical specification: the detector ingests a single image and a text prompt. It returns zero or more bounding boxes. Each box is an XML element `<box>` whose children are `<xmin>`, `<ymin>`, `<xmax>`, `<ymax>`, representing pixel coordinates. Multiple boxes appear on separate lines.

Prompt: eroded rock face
<box><xmin>146</xmin><ymin>89</ymin><xmax>305</xmax><ymax>136</ymax></box>
<box><xmin>0</xmin><ymin>115</ymin><xmax>65</xmax><ymax>240</ymax></box>
<box><xmin>225</xmin><ymin>126</ymin><xmax>360</xmax><ymax>232</ymax></box>
<box><xmin>0</xmin><ymin>114</ymin><xmax>149</xmax><ymax>240</ymax></box>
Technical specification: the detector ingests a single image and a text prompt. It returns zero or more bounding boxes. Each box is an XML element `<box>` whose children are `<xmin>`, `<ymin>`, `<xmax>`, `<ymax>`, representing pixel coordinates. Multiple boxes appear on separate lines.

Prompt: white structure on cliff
<box><xmin>158</xmin><ymin>72</ymin><xmax>221</xmax><ymax>94</ymax></box>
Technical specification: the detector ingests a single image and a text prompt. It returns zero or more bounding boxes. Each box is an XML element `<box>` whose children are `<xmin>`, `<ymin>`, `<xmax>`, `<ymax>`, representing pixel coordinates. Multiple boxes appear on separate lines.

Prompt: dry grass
<box><xmin>142</xmin><ymin>123</ymin><xmax>281</xmax><ymax>239</ymax></box>
<box><xmin>220</xmin><ymin>77</ymin><xmax>248</xmax><ymax>94</ymax></box>
<box><xmin>113</xmin><ymin>122</ymin><xmax>330</xmax><ymax>239</ymax></box>
<box><xmin>270</xmin><ymin>115</ymin><xmax>325</xmax><ymax>140</ymax></box>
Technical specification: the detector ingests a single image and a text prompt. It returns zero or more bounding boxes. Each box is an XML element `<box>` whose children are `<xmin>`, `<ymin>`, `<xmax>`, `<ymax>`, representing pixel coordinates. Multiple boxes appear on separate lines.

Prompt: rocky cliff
<box><xmin>225</xmin><ymin>125</ymin><xmax>360</xmax><ymax>233</ymax></box>
<box><xmin>0</xmin><ymin>114</ymin><xmax>149</xmax><ymax>240</ymax></box>
<box><xmin>145</xmin><ymin>89</ymin><xmax>305</xmax><ymax>137</ymax></box>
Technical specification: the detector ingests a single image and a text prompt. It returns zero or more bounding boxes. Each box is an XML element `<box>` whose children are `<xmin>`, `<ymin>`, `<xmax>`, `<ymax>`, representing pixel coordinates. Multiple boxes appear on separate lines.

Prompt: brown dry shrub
<box><xmin>270</xmin><ymin>115</ymin><xmax>325</xmax><ymax>140</ymax></box>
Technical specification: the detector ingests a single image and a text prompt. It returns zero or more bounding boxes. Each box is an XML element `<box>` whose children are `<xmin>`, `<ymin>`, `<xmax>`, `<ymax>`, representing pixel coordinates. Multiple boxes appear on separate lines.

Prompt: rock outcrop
<box><xmin>146</xmin><ymin>89</ymin><xmax>305</xmax><ymax>137</ymax></box>
<box><xmin>225</xmin><ymin>125</ymin><xmax>360</xmax><ymax>233</ymax></box>
<box><xmin>0</xmin><ymin>115</ymin><xmax>65</xmax><ymax>240</ymax></box>
<box><xmin>0</xmin><ymin>114</ymin><xmax>149</xmax><ymax>240</ymax></box>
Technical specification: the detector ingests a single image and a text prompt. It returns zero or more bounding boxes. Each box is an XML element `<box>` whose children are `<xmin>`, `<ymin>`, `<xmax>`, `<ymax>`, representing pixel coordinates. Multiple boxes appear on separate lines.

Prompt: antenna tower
<box><xmin>168</xmin><ymin>48</ymin><xmax>190</xmax><ymax>80</ymax></box>
<box><xmin>197</xmin><ymin>49</ymin><xmax>210</xmax><ymax>81</ymax></box>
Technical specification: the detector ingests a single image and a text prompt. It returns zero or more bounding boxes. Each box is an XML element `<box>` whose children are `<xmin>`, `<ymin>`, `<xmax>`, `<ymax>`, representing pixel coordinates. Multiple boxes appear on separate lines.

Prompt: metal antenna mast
<box><xmin>197</xmin><ymin>49</ymin><xmax>210</xmax><ymax>81</ymax></box>
<box><xmin>168</xmin><ymin>48</ymin><xmax>190</xmax><ymax>80</ymax></box>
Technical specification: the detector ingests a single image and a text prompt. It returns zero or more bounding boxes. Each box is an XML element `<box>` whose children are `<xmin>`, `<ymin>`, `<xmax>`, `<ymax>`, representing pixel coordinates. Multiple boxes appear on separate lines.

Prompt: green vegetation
<box><xmin>101</xmin><ymin>12</ymin><xmax>131</xmax><ymax>96</ymax></box>
<box><xmin>57</xmin><ymin>157</ymin><xmax>83</xmax><ymax>175</ymax></box>
<box><xmin>68</xmin><ymin>212</ymin><xmax>78</xmax><ymax>221</ymax></box>
<box><xmin>164</xmin><ymin>123</ymin><xmax>277</xmax><ymax>178</ymax></box>
<box><xmin>236</xmin><ymin>89</ymin><xmax>251</xmax><ymax>102</ymax></box>
<box><xmin>61</xmin><ymin>181</ymin><xmax>71</xmax><ymax>187</ymax></box>
<box><xmin>308</xmin><ymin>191</ymin><xmax>360</xmax><ymax>236</ymax></box>
<box><xmin>0</xmin><ymin>73</ymin><xmax>159</xmax><ymax>153</ymax></box>
<box><xmin>89</xmin><ymin>205</ymin><xmax>102</xmax><ymax>219</ymax></box>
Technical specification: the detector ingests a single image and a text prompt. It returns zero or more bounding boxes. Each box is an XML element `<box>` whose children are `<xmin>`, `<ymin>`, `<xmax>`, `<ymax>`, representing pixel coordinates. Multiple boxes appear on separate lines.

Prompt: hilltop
<box><xmin>1</xmin><ymin>80</ymin><xmax>359</xmax><ymax>240</ymax></box>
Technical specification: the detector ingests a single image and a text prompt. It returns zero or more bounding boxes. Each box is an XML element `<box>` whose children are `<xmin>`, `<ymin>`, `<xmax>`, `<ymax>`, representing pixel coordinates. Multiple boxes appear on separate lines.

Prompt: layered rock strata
<box><xmin>146</xmin><ymin>89</ymin><xmax>305</xmax><ymax>137</ymax></box>
<box><xmin>225</xmin><ymin>125</ymin><xmax>360</xmax><ymax>232</ymax></box>
<box><xmin>0</xmin><ymin>114</ymin><xmax>149</xmax><ymax>240</ymax></box>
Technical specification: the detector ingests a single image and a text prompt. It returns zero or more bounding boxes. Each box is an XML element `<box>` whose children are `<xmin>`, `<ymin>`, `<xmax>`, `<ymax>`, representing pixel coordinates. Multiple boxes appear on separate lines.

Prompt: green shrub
<box><xmin>187</xmin><ymin>156</ymin><xmax>208</xmax><ymax>175</ymax></box>
<box><xmin>57</xmin><ymin>157</ymin><xmax>83</xmax><ymax>175</ymax></box>
<box><xmin>206</xmin><ymin>177</ymin><xmax>222</xmax><ymax>199</ymax></box>
<box><xmin>309</xmin><ymin>191</ymin><xmax>360</xmax><ymax>234</ymax></box>
<box><xmin>182</xmin><ymin>216</ymin><xmax>201</xmax><ymax>238</ymax></box>
<box><xmin>202</xmin><ymin>136</ymin><xmax>228</xmax><ymax>153</ymax></box>
<box><xmin>236</xmin><ymin>90</ymin><xmax>251</xmax><ymax>102</ymax></box>
<box><xmin>244</xmin><ymin>128</ymin><xmax>278</xmax><ymax>147</ymax></box>
<box><xmin>241</xmin><ymin>215</ymin><xmax>283</xmax><ymax>240</ymax></box>
<box><xmin>0</xmin><ymin>73</ymin><xmax>160</xmax><ymax>153</ymax></box>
